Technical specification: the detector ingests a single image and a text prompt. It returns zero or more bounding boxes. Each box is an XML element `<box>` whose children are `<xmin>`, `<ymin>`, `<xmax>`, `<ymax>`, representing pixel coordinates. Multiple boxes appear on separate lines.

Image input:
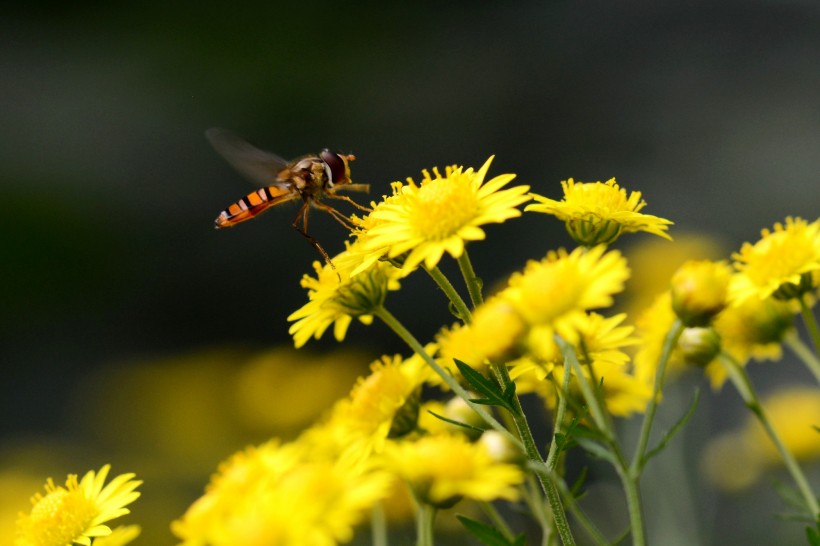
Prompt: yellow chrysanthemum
<box><xmin>729</xmin><ymin>217</ymin><xmax>820</xmax><ymax>305</ymax></box>
<box><xmin>526</xmin><ymin>178</ymin><xmax>673</xmax><ymax>245</ymax></box>
<box><xmin>436</xmin><ymin>297</ymin><xmax>527</xmax><ymax>372</ymax></box>
<box><xmin>173</xmin><ymin>439</ymin><xmax>391</xmax><ymax>546</ymax></box>
<box><xmin>330</xmin><ymin>352</ymin><xmax>433</xmax><ymax>453</ymax></box>
<box><xmin>355</xmin><ymin>156</ymin><xmax>531</xmax><ymax>272</ymax></box>
<box><xmin>16</xmin><ymin>465</ymin><xmax>141</xmax><ymax>546</ymax></box>
<box><xmin>523</xmin><ymin>313</ymin><xmax>648</xmax><ymax>417</ymax></box>
<box><xmin>383</xmin><ymin>433</ymin><xmax>524</xmax><ymax>508</ymax></box>
<box><xmin>501</xmin><ymin>245</ymin><xmax>630</xmax><ymax>326</ymax></box>
<box><xmin>287</xmin><ymin>242</ymin><xmax>402</xmax><ymax>348</ymax></box>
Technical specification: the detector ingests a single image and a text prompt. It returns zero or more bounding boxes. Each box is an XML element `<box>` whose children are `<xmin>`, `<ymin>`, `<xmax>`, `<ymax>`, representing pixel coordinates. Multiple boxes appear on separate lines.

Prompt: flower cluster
<box><xmin>17</xmin><ymin>155</ymin><xmax>820</xmax><ymax>546</ymax></box>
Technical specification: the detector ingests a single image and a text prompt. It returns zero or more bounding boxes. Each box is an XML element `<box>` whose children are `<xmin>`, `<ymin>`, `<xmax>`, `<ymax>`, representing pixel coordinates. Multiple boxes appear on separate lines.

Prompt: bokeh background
<box><xmin>3</xmin><ymin>1</ymin><xmax>820</xmax><ymax>544</ymax></box>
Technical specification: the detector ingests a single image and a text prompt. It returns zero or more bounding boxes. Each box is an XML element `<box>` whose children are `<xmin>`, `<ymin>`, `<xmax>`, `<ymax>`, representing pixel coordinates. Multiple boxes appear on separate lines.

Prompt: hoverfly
<box><xmin>207</xmin><ymin>127</ymin><xmax>370</xmax><ymax>264</ymax></box>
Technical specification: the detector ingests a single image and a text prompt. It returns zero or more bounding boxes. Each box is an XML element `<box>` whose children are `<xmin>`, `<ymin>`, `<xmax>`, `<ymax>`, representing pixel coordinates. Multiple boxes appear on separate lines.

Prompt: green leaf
<box><xmin>454</xmin><ymin>359</ymin><xmax>515</xmax><ymax>412</ymax></box>
<box><xmin>426</xmin><ymin>409</ymin><xmax>485</xmax><ymax>434</ymax></box>
<box><xmin>644</xmin><ymin>388</ymin><xmax>700</xmax><ymax>465</ymax></box>
<box><xmin>456</xmin><ymin>514</ymin><xmax>526</xmax><ymax>546</ymax></box>
<box><xmin>576</xmin><ymin>437</ymin><xmax>618</xmax><ymax>465</ymax></box>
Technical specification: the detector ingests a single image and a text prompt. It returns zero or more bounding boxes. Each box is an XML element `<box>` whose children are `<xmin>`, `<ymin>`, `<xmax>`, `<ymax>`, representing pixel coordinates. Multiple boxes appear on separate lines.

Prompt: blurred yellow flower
<box><xmin>332</xmin><ymin>352</ymin><xmax>433</xmax><ymax>451</ymax></box>
<box><xmin>633</xmin><ymin>292</ymin><xmax>686</xmax><ymax>387</ymax></box>
<box><xmin>383</xmin><ymin>433</ymin><xmax>524</xmax><ymax>508</ymax></box>
<box><xmin>436</xmin><ymin>297</ymin><xmax>527</xmax><ymax>371</ymax></box>
<box><xmin>502</xmin><ymin>246</ymin><xmax>630</xmax><ymax>326</ymax></box>
<box><xmin>173</xmin><ymin>439</ymin><xmax>391</xmax><ymax>546</ymax></box>
<box><xmin>702</xmin><ymin>386</ymin><xmax>820</xmax><ymax>491</ymax></box>
<box><xmin>730</xmin><ymin>216</ymin><xmax>820</xmax><ymax>305</ymax></box>
<box><xmin>288</xmin><ymin>242</ymin><xmax>402</xmax><ymax>348</ymax></box>
<box><xmin>15</xmin><ymin>465</ymin><xmax>141</xmax><ymax>546</ymax></box>
<box><xmin>526</xmin><ymin>177</ymin><xmax>673</xmax><ymax>245</ymax></box>
<box><xmin>704</xmin><ymin>296</ymin><xmax>794</xmax><ymax>389</ymax></box>
<box><xmin>355</xmin><ymin>156</ymin><xmax>531</xmax><ymax>272</ymax></box>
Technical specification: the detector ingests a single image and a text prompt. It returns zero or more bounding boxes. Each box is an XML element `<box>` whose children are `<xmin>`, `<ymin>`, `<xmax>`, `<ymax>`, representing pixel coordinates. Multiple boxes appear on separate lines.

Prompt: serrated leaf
<box><xmin>454</xmin><ymin>359</ymin><xmax>514</xmax><ymax>412</ymax></box>
<box><xmin>644</xmin><ymin>389</ymin><xmax>700</xmax><ymax>464</ymax></box>
<box><xmin>427</xmin><ymin>409</ymin><xmax>485</xmax><ymax>434</ymax></box>
<box><xmin>456</xmin><ymin>514</ymin><xmax>525</xmax><ymax>546</ymax></box>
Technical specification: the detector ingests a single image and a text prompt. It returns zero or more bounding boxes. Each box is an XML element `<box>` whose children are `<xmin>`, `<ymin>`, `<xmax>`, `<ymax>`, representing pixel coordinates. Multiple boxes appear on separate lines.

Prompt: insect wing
<box><xmin>206</xmin><ymin>127</ymin><xmax>290</xmax><ymax>187</ymax></box>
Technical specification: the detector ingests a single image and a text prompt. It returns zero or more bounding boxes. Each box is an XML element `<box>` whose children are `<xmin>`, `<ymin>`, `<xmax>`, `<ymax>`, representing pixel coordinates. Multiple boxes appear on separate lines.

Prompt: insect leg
<box><xmin>312</xmin><ymin>200</ymin><xmax>360</xmax><ymax>231</ymax></box>
<box><xmin>326</xmin><ymin>190</ymin><xmax>372</xmax><ymax>213</ymax></box>
<box><xmin>292</xmin><ymin>200</ymin><xmax>335</xmax><ymax>269</ymax></box>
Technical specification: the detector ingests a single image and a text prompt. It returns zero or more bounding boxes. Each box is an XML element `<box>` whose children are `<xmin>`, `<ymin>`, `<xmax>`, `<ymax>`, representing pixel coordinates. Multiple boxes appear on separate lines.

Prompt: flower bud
<box><xmin>478</xmin><ymin>430</ymin><xmax>526</xmax><ymax>466</ymax></box>
<box><xmin>670</xmin><ymin>260</ymin><xmax>732</xmax><ymax>326</ymax></box>
<box><xmin>678</xmin><ymin>327</ymin><xmax>721</xmax><ymax>367</ymax></box>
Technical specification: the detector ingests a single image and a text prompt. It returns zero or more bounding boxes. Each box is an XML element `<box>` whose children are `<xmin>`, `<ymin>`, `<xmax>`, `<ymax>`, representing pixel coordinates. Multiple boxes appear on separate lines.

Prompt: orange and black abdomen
<box><xmin>214</xmin><ymin>185</ymin><xmax>299</xmax><ymax>228</ymax></box>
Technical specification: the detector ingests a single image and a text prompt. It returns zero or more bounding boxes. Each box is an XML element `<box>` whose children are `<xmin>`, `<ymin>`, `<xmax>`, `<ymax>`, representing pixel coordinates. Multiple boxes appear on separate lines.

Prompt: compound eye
<box><xmin>320</xmin><ymin>149</ymin><xmax>346</xmax><ymax>186</ymax></box>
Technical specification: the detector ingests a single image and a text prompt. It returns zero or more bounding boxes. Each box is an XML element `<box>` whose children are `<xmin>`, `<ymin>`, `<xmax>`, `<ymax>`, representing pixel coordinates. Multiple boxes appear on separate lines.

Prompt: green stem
<box><xmin>416</xmin><ymin>503</ymin><xmax>436</xmax><ymax>546</ymax></box>
<box><xmin>799</xmin><ymin>295</ymin><xmax>820</xmax><ymax>363</ymax></box>
<box><xmin>553</xmin><ymin>476</ymin><xmax>609</xmax><ymax>546</ymax></box>
<box><xmin>457</xmin><ymin>249</ymin><xmax>484</xmax><ymax>307</ymax></box>
<box><xmin>545</xmin><ymin>352</ymin><xmax>574</xmax><ymax>471</ymax></box>
<box><xmin>372</xmin><ymin>502</ymin><xmax>388</xmax><ymax>546</ymax></box>
<box><xmin>373</xmin><ymin>306</ymin><xmax>518</xmax><ymax>446</ymax></box>
<box><xmin>719</xmin><ymin>352</ymin><xmax>820</xmax><ymax>518</ymax></box>
<box><xmin>489</xmin><ymin>361</ymin><xmax>575</xmax><ymax>546</ymax></box>
<box><xmin>631</xmin><ymin>320</ymin><xmax>684</xmax><ymax>472</ymax></box>
<box><xmin>424</xmin><ymin>264</ymin><xmax>472</xmax><ymax>323</ymax></box>
<box><xmin>784</xmin><ymin>333</ymin><xmax>820</xmax><ymax>385</ymax></box>
<box><xmin>556</xmin><ymin>336</ymin><xmax>643</xmax><ymax>545</ymax></box>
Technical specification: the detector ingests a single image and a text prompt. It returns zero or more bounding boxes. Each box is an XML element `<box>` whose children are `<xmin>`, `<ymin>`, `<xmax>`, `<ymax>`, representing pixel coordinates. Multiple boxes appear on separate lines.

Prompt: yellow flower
<box><xmin>526</xmin><ymin>178</ymin><xmax>673</xmax><ymax>245</ymax></box>
<box><xmin>501</xmin><ymin>246</ymin><xmax>630</xmax><ymax>326</ymax></box>
<box><xmin>703</xmin><ymin>296</ymin><xmax>794</xmax><ymax>389</ymax></box>
<box><xmin>436</xmin><ymin>297</ymin><xmax>527</xmax><ymax>371</ymax></box>
<box><xmin>669</xmin><ymin>260</ymin><xmax>732</xmax><ymax>326</ymax></box>
<box><xmin>288</xmin><ymin>242</ymin><xmax>402</xmax><ymax>348</ymax></box>
<box><xmin>633</xmin><ymin>291</ymin><xmax>686</xmax><ymax>387</ymax></box>
<box><xmin>331</xmin><ymin>352</ymin><xmax>433</xmax><ymax>452</ymax></box>
<box><xmin>90</xmin><ymin>525</ymin><xmax>140</xmax><ymax>546</ymax></box>
<box><xmin>702</xmin><ymin>386</ymin><xmax>820</xmax><ymax>491</ymax></box>
<box><xmin>532</xmin><ymin>313</ymin><xmax>649</xmax><ymax>417</ymax></box>
<box><xmin>173</xmin><ymin>439</ymin><xmax>391</xmax><ymax>546</ymax></box>
<box><xmin>355</xmin><ymin>156</ymin><xmax>531</xmax><ymax>272</ymax></box>
<box><xmin>729</xmin><ymin>217</ymin><xmax>820</xmax><ymax>305</ymax></box>
<box><xmin>16</xmin><ymin>465</ymin><xmax>141</xmax><ymax>546</ymax></box>
<box><xmin>383</xmin><ymin>433</ymin><xmax>524</xmax><ymax>508</ymax></box>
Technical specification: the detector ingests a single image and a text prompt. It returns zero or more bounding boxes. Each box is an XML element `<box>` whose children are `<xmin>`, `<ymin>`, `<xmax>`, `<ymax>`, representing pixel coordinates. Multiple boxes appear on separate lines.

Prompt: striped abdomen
<box><xmin>214</xmin><ymin>185</ymin><xmax>299</xmax><ymax>228</ymax></box>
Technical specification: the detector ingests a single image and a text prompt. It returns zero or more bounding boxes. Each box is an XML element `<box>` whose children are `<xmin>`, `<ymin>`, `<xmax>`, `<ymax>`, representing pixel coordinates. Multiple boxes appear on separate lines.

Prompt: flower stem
<box><xmin>799</xmin><ymin>295</ymin><xmax>820</xmax><ymax>363</ymax></box>
<box><xmin>424</xmin><ymin>264</ymin><xmax>472</xmax><ymax>322</ymax></box>
<box><xmin>719</xmin><ymin>351</ymin><xmax>820</xmax><ymax>518</ymax></box>
<box><xmin>545</xmin><ymin>354</ymin><xmax>573</xmax><ymax>472</ymax></box>
<box><xmin>372</xmin><ymin>502</ymin><xmax>388</xmax><ymax>546</ymax></box>
<box><xmin>373</xmin><ymin>305</ymin><xmax>517</xmax><ymax>445</ymax></box>
<box><xmin>416</xmin><ymin>503</ymin><xmax>436</xmax><ymax>546</ymax></box>
<box><xmin>489</xmin><ymin>361</ymin><xmax>575</xmax><ymax>546</ymax></box>
<box><xmin>784</xmin><ymin>333</ymin><xmax>820</xmax><ymax>384</ymax></box>
<box><xmin>457</xmin><ymin>249</ymin><xmax>484</xmax><ymax>307</ymax></box>
<box><xmin>631</xmin><ymin>320</ymin><xmax>684</xmax><ymax>471</ymax></box>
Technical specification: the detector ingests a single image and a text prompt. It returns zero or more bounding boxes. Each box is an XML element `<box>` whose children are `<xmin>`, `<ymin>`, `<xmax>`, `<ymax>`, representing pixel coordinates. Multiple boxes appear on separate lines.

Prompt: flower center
<box><xmin>410</xmin><ymin>177</ymin><xmax>479</xmax><ymax>240</ymax></box>
<box><xmin>27</xmin><ymin>489</ymin><xmax>97</xmax><ymax>546</ymax></box>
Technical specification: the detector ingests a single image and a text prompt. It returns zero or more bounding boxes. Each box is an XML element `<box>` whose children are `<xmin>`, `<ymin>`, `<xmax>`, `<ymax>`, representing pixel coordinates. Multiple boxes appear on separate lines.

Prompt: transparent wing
<box><xmin>206</xmin><ymin>127</ymin><xmax>290</xmax><ymax>187</ymax></box>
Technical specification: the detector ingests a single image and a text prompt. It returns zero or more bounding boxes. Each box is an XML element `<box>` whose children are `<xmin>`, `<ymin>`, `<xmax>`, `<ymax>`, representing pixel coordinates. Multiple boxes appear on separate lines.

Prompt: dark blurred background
<box><xmin>2</xmin><ymin>1</ymin><xmax>819</xmax><ymax>544</ymax></box>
